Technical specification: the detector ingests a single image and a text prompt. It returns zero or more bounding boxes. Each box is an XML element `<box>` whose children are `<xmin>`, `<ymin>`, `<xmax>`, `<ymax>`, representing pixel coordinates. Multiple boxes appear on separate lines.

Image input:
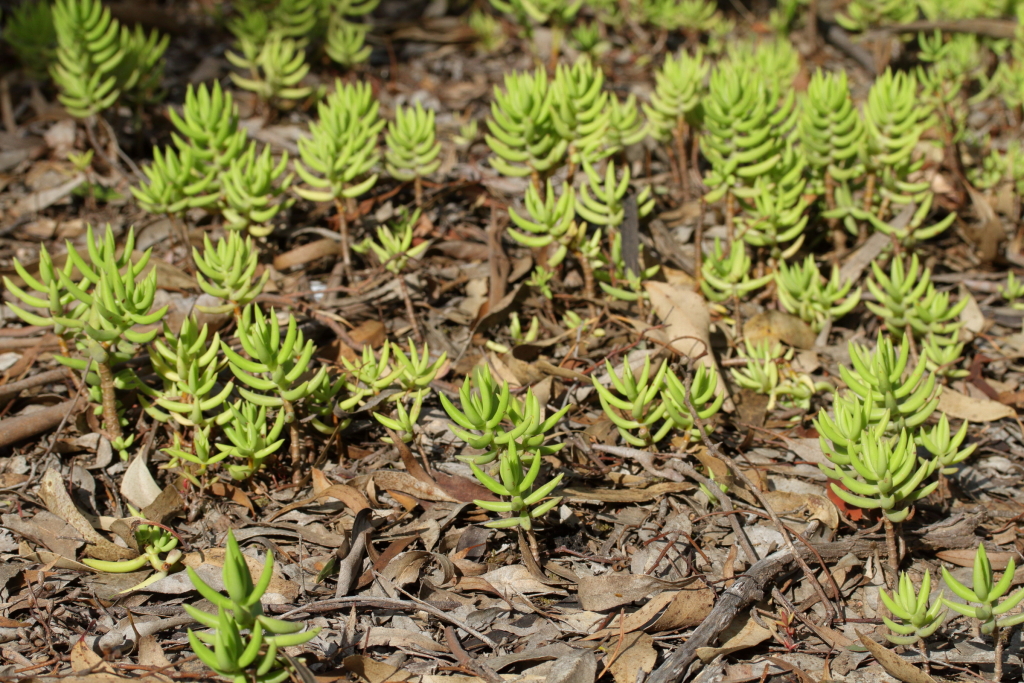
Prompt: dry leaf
<box><xmin>577</xmin><ymin>574</ymin><xmax>691</xmax><ymax>612</ymax></box>
<box><xmin>273</xmin><ymin>238</ymin><xmax>342</xmax><ymax>270</ymax></box>
<box><xmin>137</xmin><ymin>634</ymin><xmax>173</xmax><ymax>669</ymax></box>
<box><xmin>71</xmin><ymin>640</ymin><xmax>115</xmax><ymax>674</ymax></box>
<box><xmin>368</xmin><ymin>471</ymin><xmax>459</xmax><ymax>503</ymax></box>
<box><xmin>561</xmin><ymin>482</ymin><xmax>696</xmax><ymax>503</ymax></box>
<box><xmin>609</xmin><ymin>632</ymin><xmax>657</xmax><ymax>683</ymax></box>
<box><xmin>937</xmin><ymin>390</ymin><xmax>1016</xmax><ymax>422</ymax></box>
<box><xmin>586</xmin><ymin>580</ymin><xmax>715</xmax><ymax>638</ymax></box>
<box><xmin>937</xmin><ymin>549</ymin><xmax>1015</xmax><ymax>569</ymax></box>
<box><xmin>180</xmin><ymin>547</ymin><xmax>298</xmax><ymax>600</ymax></box>
<box><xmin>696</xmin><ymin>612</ymin><xmax>773</xmax><ymax>663</ymax></box>
<box><xmin>546</xmin><ymin>650</ymin><xmax>596</xmax><ymax>683</ymax></box>
<box><xmin>358</xmin><ymin>627</ymin><xmax>448</xmax><ymax>652</ymax></box>
<box><xmin>120</xmin><ymin>454</ymin><xmax>162</xmax><ymax>509</ymax></box>
<box><xmin>477</xmin><ymin>564</ymin><xmax>568</xmax><ymax>598</ymax></box>
<box><xmin>857</xmin><ymin>631</ymin><xmax>937</xmax><ymax>683</ymax></box>
<box><xmin>39</xmin><ymin>468</ymin><xmax>136</xmax><ymax>561</ymax></box>
<box><xmin>744</xmin><ymin>310</ymin><xmax>816</xmax><ymax>350</ymax></box>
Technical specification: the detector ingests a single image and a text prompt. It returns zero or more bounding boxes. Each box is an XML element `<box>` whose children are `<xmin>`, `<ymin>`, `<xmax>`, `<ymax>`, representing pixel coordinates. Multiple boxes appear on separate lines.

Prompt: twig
<box><xmin>270</xmin><ymin>596</ymin><xmax>500</xmax><ymax>650</ymax></box>
<box><xmin>445</xmin><ymin>627</ymin><xmax>503</xmax><ymax>683</ymax></box>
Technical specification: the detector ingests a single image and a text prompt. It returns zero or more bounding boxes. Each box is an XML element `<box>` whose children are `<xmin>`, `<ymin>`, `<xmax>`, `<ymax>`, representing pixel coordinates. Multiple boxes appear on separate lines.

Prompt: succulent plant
<box><xmin>53</xmin><ymin>227</ymin><xmax>168</xmax><ymax>456</ymax></box>
<box><xmin>605</xmin><ymin>95</ymin><xmax>647</xmax><ymax>151</ymax></box>
<box><xmin>999</xmin><ymin>271</ymin><xmax>1024</xmax><ymax>310</ymax></box>
<box><xmin>815</xmin><ymin>390</ymin><xmax>888</xmax><ymax>466</ymax></box>
<box><xmin>879</xmin><ymin>570</ymin><xmax>947</xmax><ymax>646</ymax></box>
<box><xmin>644</xmin><ymin>48</ymin><xmax>707</xmax><ymax>190</ymax></box>
<box><xmin>570</xmin><ymin>21</ymin><xmax>609</xmax><ymax>57</ymax></box>
<box><xmin>228</xmin><ymin>32</ymin><xmax>312</xmax><ymax>108</ymax></box>
<box><xmin>839</xmin><ymin>334</ymin><xmax>940</xmax><ymax>432</ymax></box>
<box><xmin>468</xmin><ymin>9</ymin><xmax>506</xmax><ymax>52</ymax></box>
<box><xmin>661</xmin><ymin>363</ymin><xmax>724</xmax><ymax>441</ymax></box>
<box><xmin>730</xmin><ymin>339</ymin><xmax>788</xmax><ymax>407</ymax></box>
<box><xmin>576</xmin><ymin>159</ymin><xmax>653</xmax><ymax>230</ymax></box>
<box><xmin>592</xmin><ymin>231</ymin><xmax>660</xmax><ymax>302</ymax></box>
<box><xmin>550</xmin><ymin>55</ymin><xmax>609</xmax><ymax>165</ymax></box>
<box><xmin>186</xmin><ymin>530</ymin><xmax>319</xmax><ymax>683</ymax></box>
<box><xmin>922</xmin><ymin>331</ymin><xmax>968</xmax><ymax>379</ymax></box>
<box><xmin>776</xmin><ymin>255</ymin><xmax>861</xmax><ymax>333</ymax></box>
<box><xmin>735</xmin><ymin>144</ymin><xmax>809</xmax><ymax>260</ymax></box>
<box><xmin>4</xmin><ymin>242</ymin><xmax>87</xmax><ymax>353</ymax></box>
<box><xmin>918</xmin><ymin>413</ymin><xmax>976</xmax><ymax>474</ymax></box>
<box><xmin>819</xmin><ymin>428</ymin><xmax>937</xmax><ymax>523</ymax></box>
<box><xmin>470</xmin><ymin>438</ymin><xmax>563</xmax><ymax>530</ymax></box>
<box><xmin>49</xmin><ymin>0</ymin><xmax>125</xmax><ymax>117</ymax></box>
<box><xmin>507</xmin><ymin>180</ymin><xmax>578</xmax><ymax>267</ymax></box>
<box><xmin>485</xmin><ymin>67</ymin><xmax>567</xmax><ymax>182</ymax></box>
<box><xmin>384</xmin><ymin>102</ymin><xmax>441</xmax><ymax>205</ymax></box>
<box><xmin>942</xmin><ymin>543</ymin><xmax>1024</xmax><ymax>635</ymax></box>
<box><xmin>700</xmin><ymin>239</ymin><xmax>773</xmax><ymax>304</ymax></box>
<box><xmin>865</xmin><ymin>255</ymin><xmax>967</xmax><ymax>338</ymax></box>
<box><xmin>440</xmin><ymin>365</ymin><xmax>567</xmax><ymax>465</ymax></box>
<box><xmin>221</xmin><ymin>143</ymin><xmax>294</xmax><ymax>236</ymax></box>
<box><xmin>114</xmin><ymin>23</ymin><xmax>170</xmax><ymax>107</ymax></box>
<box><xmin>341</xmin><ymin>344</ymin><xmax>401</xmax><ymax>403</ymax></box>
<box><xmin>390</xmin><ymin>340</ymin><xmax>446</xmax><ymax>393</ymax></box>
<box><xmin>325</xmin><ymin>16</ymin><xmax>371</xmax><ymax>67</ymax></box>
<box><xmin>375</xmin><ymin>390</ymin><xmax>424</xmax><ymax>444</ymax></box>
<box><xmin>216</xmin><ymin>401</ymin><xmax>286</xmax><ymax>480</ymax></box>
<box><xmin>836</xmin><ymin>0</ymin><xmax>917</xmax><ymax>32</ymax></box>
<box><xmin>143</xmin><ymin>317</ymin><xmax>234</xmax><ymax>428</ymax></box>
<box><xmin>82</xmin><ymin>507</ymin><xmax>182</xmax><ymax>592</ymax></box>
<box><xmin>593</xmin><ymin>355</ymin><xmax>671</xmax><ymax>447</ymax></box>
<box><xmin>510</xmin><ymin>312</ymin><xmax>540</xmax><ymax>344</ymax></box>
<box><xmin>162</xmin><ymin>426</ymin><xmax>228</xmax><ymax>484</ymax></box>
<box><xmin>4</xmin><ymin>0</ymin><xmax>57</xmax><ymax>81</ymax></box>
<box><xmin>222</xmin><ymin>306</ymin><xmax>327</xmax><ymax>425</ymax></box>
<box><xmin>527</xmin><ymin>265</ymin><xmax>555</xmax><ymax>299</ymax></box>
<box><xmin>194</xmin><ymin>232</ymin><xmax>271</xmax><ymax>315</ymax></box>
<box><xmin>352</xmin><ymin>208</ymin><xmax>430</xmax><ymax>274</ymax></box>
<box><xmin>798</xmin><ymin>69</ymin><xmax>866</xmax><ymax>198</ymax></box>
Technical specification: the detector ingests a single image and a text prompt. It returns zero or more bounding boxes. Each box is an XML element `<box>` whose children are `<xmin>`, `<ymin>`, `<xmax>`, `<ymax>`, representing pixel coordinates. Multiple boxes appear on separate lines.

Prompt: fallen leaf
<box><xmin>696</xmin><ymin>612</ymin><xmax>773</xmax><ymax>663</ymax></box>
<box><xmin>858</xmin><ymin>630</ymin><xmax>937</xmax><ymax>683</ymax></box>
<box><xmin>937</xmin><ymin>549</ymin><xmax>1015</xmax><ymax>569</ymax></box>
<box><xmin>342</xmin><ymin>655</ymin><xmax>416</xmax><ymax>683</ymax></box>
<box><xmin>609</xmin><ymin>632</ymin><xmax>657</xmax><ymax>683</ymax></box>
<box><xmin>367</xmin><ymin>470</ymin><xmax>460</xmax><ymax>503</ymax></box>
<box><xmin>39</xmin><ymin>468</ymin><xmax>135</xmax><ymax>561</ymax></box>
<box><xmin>937</xmin><ymin>389</ymin><xmax>1016</xmax><ymax>422</ymax></box>
<box><xmin>744</xmin><ymin>310</ymin><xmax>816</xmax><ymax>350</ymax></box>
<box><xmin>120</xmin><ymin>453</ymin><xmax>163</xmax><ymax>509</ymax></box>
<box><xmin>577</xmin><ymin>574</ymin><xmax>692</xmax><ymax>612</ymax></box>
<box><xmin>137</xmin><ymin>634</ymin><xmax>173</xmax><ymax>669</ymax></box>
<box><xmin>177</xmin><ymin>547</ymin><xmax>298</xmax><ymax>600</ymax></box>
<box><xmin>274</xmin><ymin>238</ymin><xmax>342</xmax><ymax>270</ymax></box>
<box><xmin>561</xmin><ymin>481</ymin><xmax>696</xmax><ymax>503</ymax></box>
<box><xmin>546</xmin><ymin>650</ymin><xmax>596</xmax><ymax>683</ymax></box>
<box><xmin>586</xmin><ymin>580</ymin><xmax>715</xmax><ymax>638</ymax></box>
<box><xmin>71</xmin><ymin>639</ymin><xmax>115</xmax><ymax>674</ymax></box>
<box><xmin>358</xmin><ymin>627</ymin><xmax>448</xmax><ymax>652</ymax></box>
<box><xmin>9</xmin><ymin>173</ymin><xmax>85</xmax><ymax>218</ymax></box>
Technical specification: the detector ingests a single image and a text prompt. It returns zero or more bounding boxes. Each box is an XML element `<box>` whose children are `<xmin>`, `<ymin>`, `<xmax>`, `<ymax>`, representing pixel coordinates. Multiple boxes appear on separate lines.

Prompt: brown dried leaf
<box><xmin>937</xmin><ymin>390</ymin><xmax>1016</xmax><ymax>422</ymax></box>
<box><xmin>369</xmin><ymin>470</ymin><xmax>460</xmax><ymax>503</ymax></box>
<box><xmin>586</xmin><ymin>581</ymin><xmax>715</xmax><ymax>638</ymax></box>
<box><xmin>744</xmin><ymin>310</ymin><xmax>816</xmax><ymax>350</ymax></box>
<box><xmin>120</xmin><ymin>454</ymin><xmax>162</xmax><ymax>509</ymax></box>
<box><xmin>937</xmin><ymin>549</ymin><xmax>1015</xmax><ymax>569</ymax></box>
<box><xmin>39</xmin><ymin>468</ymin><xmax>136</xmax><ymax>561</ymax></box>
<box><xmin>857</xmin><ymin>631</ymin><xmax>938</xmax><ymax>683</ymax></box>
<box><xmin>561</xmin><ymin>482</ymin><xmax>696</xmax><ymax>503</ymax></box>
<box><xmin>577</xmin><ymin>574</ymin><xmax>694</xmax><ymax>612</ymax></box>
<box><xmin>695</xmin><ymin>612</ymin><xmax>772</xmax><ymax>663</ymax></box>
<box><xmin>609</xmin><ymin>632</ymin><xmax>657</xmax><ymax>683</ymax></box>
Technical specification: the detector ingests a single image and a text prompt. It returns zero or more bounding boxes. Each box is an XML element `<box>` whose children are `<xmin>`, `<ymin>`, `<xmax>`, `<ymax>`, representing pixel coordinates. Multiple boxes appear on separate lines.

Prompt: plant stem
<box><xmin>334</xmin><ymin>197</ymin><xmax>352</xmax><ymax>282</ymax></box>
<box><xmin>918</xmin><ymin>640</ymin><xmax>930</xmax><ymax>675</ymax></box>
<box><xmin>96</xmin><ymin>360</ymin><xmax>123</xmax><ymax>442</ymax></box>
<box><xmin>994</xmin><ymin>624</ymin><xmax>1003</xmax><ymax>682</ymax></box>
<box><xmin>398</xmin><ymin>273</ymin><xmax>424</xmax><ymax>344</ymax></box>
<box><xmin>414</xmin><ymin>175</ymin><xmax>423</xmax><ymax>207</ymax></box>
<box><xmin>725</xmin><ymin>191</ymin><xmax>735</xmax><ymax>244</ymax></box>
<box><xmin>674</xmin><ymin>118</ymin><xmax>689</xmax><ymax>199</ymax></box>
<box><xmin>882</xmin><ymin>517</ymin><xmax>900</xmax><ymax>591</ymax></box>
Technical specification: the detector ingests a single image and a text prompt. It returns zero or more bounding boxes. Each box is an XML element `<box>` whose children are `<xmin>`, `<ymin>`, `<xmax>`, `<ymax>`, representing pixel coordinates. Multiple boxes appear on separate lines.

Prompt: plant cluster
<box><xmin>82</xmin><ymin>506</ymin><xmax>182</xmax><ymax>592</ymax></box>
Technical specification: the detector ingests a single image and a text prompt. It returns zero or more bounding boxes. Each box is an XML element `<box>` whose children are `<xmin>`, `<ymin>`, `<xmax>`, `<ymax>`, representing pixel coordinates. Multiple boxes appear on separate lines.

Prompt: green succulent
<box><xmin>735</xmin><ymin>144</ymin><xmax>809</xmax><ymax>259</ymax></box>
<box><xmin>194</xmin><ymin>232</ymin><xmax>271</xmax><ymax>315</ymax></box>
<box><xmin>570</xmin><ymin>21</ymin><xmax>609</xmax><ymax>56</ymax></box>
<box><xmin>605</xmin><ymin>95</ymin><xmax>647</xmax><ymax>151</ymax></box>
<box><xmin>550</xmin><ymin>55</ymin><xmax>610</xmax><ymax>164</ymax></box>
<box><xmin>815</xmin><ymin>390</ymin><xmax>889</xmax><ymax>466</ymax></box>
<box><xmin>941</xmin><ymin>543</ymin><xmax>1024</xmax><ymax>635</ymax></box>
<box><xmin>661</xmin><ymin>363</ymin><xmax>724</xmax><ymax>441</ymax></box>
<box><xmin>162</xmin><ymin>426</ymin><xmax>228</xmax><ymax>484</ymax></box>
<box><xmin>879</xmin><ymin>571</ymin><xmax>947</xmax><ymax>646</ymax></box>
<box><xmin>390</xmin><ymin>340</ymin><xmax>446</xmax><ymax>392</ymax></box>
<box><xmin>352</xmin><ymin>208</ymin><xmax>430</xmax><ymax>273</ymax></box>
<box><xmin>836</xmin><ymin>0</ymin><xmax>917</xmax><ymax>32</ymax></box>
<box><xmin>918</xmin><ymin>413</ymin><xmax>976</xmax><ymax>474</ymax></box>
<box><xmin>3</xmin><ymin>241</ymin><xmax>88</xmax><ymax>348</ymax></box>
<box><xmin>510</xmin><ymin>312</ymin><xmax>540</xmax><ymax>344</ymax></box>
<box><xmin>592</xmin><ymin>231</ymin><xmax>660</xmax><ymax>303</ymax></box>
<box><xmin>485</xmin><ymin>67</ymin><xmax>567</xmax><ymax>181</ymax></box>
<box><xmin>50</xmin><ymin>0</ymin><xmax>125</xmax><ymax>117</ymax></box>
<box><xmin>527</xmin><ymin>265</ymin><xmax>555</xmax><ymax>299</ymax></box>
<box><xmin>221</xmin><ymin>144</ymin><xmax>294</xmax><ymax>237</ymax></box>
<box><xmin>114</xmin><ymin>23</ymin><xmax>169</xmax><ymax>107</ymax></box>
<box><xmin>375</xmin><ymin>390</ymin><xmax>424</xmax><ymax>444</ymax></box>
<box><xmin>507</xmin><ymin>180</ymin><xmax>578</xmax><ymax>267</ymax></box>
<box><xmin>725</xmin><ymin>37</ymin><xmax>800</xmax><ymax>112</ymax></box>
<box><xmin>839</xmin><ymin>333</ymin><xmax>940</xmax><ymax>432</ymax></box>
<box><xmin>82</xmin><ymin>506</ymin><xmax>182</xmax><ymax>592</ymax></box>
<box><xmin>325</xmin><ymin>16</ymin><xmax>371</xmax><ymax>67</ymax></box>
<box><xmin>701</xmin><ymin>61</ymin><xmax>792</xmax><ymax>205</ymax></box>
<box><xmin>865</xmin><ymin>255</ymin><xmax>967</xmax><ymax>338</ymax></box>
<box><xmin>470</xmin><ymin>438</ymin><xmax>562</xmax><ymax>530</ymax></box>
<box><xmin>295</xmin><ymin>80</ymin><xmax>383</xmax><ymax>206</ymax></box>
<box><xmin>700</xmin><ymin>239</ymin><xmax>773</xmax><ymax>303</ymax></box>
<box><xmin>576</xmin><ymin>159</ymin><xmax>653</xmax><ymax>230</ymax></box>
<box><xmin>217</xmin><ymin>401</ymin><xmax>286</xmax><ymax>480</ymax></box>
<box><xmin>819</xmin><ymin>427</ymin><xmax>937</xmax><ymax>522</ymax></box>
<box><xmin>593</xmin><ymin>355</ymin><xmax>671</xmax><ymax>447</ymax></box>
<box><xmin>309</xmin><ymin>373</ymin><xmax>348</xmax><ymax>435</ymax></box>
<box><xmin>440</xmin><ymin>365</ymin><xmax>567</xmax><ymax>465</ymax></box>
<box><xmin>223</xmin><ymin>306</ymin><xmax>327</xmax><ymax>423</ymax></box>
<box><xmin>798</xmin><ymin>69</ymin><xmax>865</xmax><ymax>196</ymax></box>
<box><xmin>468</xmin><ymin>9</ymin><xmax>506</xmax><ymax>52</ymax></box>
<box><xmin>186</xmin><ymin>530</ymin><xmax>319</xmax><ymax>683</ymax></box>
<box><xmin>143</xmin><ymin>318</ymin><xmax>233</xmax><ymax>427</ymax></box>
<box><xmin>967</xmin><ymin>143</ymin><xmax>1006</xmax><ymax>191</ymax></box>
<box><xmin>341</xmin><ymin>343</ymin><xmax>401</xmax><ymax>401</ymax></box>
<box><xmin>922</xmin><ymin>331</ymin><xmax>968</xmax><ymax>379</ymax></box>
<box><xmin>1000</xmin><ymin>271</ymin><xmax>1024</xmax><ymax>310</ymax></box>
<box><xmin>730</xmin><ymin>339</ymin><xmax>788</xmax><ymax>406</ymax></box>
<box><xmin>384</xmin><ymin>102</ymin><xmax>441</xmax><ymax>203</ymax></box>
<box><xmin>4</xmin><ymin>0</ymin><xmax>57</xmax><ymax>80</ymax></box>
<box><xmin>489</xmin><ymin>0</ymin><xmax>583</xmax><ymax>29</ymax></box>
<box><xmin>776</xmin><ymin>255</ymin><xmax>861</xmax><ymax>333</ymax></box>
<box><xmin>53</xmin><ymin>227</ymin><xmax>168</xmax><ymax>456</ymax></box>
<box><xmin>228</xmin><ymin>32</ymin><xmax>312</xmax><ymax>108</ymax></box>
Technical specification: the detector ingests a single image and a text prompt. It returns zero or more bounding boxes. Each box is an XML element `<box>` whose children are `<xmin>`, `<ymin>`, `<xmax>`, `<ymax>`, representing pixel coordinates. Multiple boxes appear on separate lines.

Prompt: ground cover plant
<box><xmin>5</xmin><ymin>1</ymin><xmax>1024</xmax><ymax>683</ymax></box>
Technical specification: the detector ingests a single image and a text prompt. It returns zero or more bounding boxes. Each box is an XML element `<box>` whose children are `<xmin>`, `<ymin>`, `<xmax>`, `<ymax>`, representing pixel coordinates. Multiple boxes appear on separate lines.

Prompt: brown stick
<box><xmin>0</xmin><ymin>396</ymin><xmax>87</xmax><ymax>449</ymax></box>
<box><xmin>0</xmin><ymin>369</ymin><xmax>72</xmax><ymax>404</ymax></box>
<box><xmin>95</xmin><ymin>361</ymin><xmax>122</xmax><ymax>442</ymax></box>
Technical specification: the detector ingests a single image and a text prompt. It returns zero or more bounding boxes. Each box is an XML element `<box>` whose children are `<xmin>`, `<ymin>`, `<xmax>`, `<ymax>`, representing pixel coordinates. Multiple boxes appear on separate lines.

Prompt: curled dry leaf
<box><xmin>577</xmin><ymin>574</ymin><xmax>701</xmax><ymax>612</ymax></box>
<box><xmin>937</xmin><ymin>548</ymin><xmax>1015</xmax><ymax>570</ymax></box>
<box><xmin>39</xmin><ymin>468</ymin><xmax>136</xmax><ymax>561</ymax></box>
<box><xmin>937</xmin><ymin>389</ymin><xmax>1016</xmax><ymax>422</ymax></box>
<box><xmin>857</xmin><ymin>631</ymin><xmax>938</xmax><ymax>683</ymax></box>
